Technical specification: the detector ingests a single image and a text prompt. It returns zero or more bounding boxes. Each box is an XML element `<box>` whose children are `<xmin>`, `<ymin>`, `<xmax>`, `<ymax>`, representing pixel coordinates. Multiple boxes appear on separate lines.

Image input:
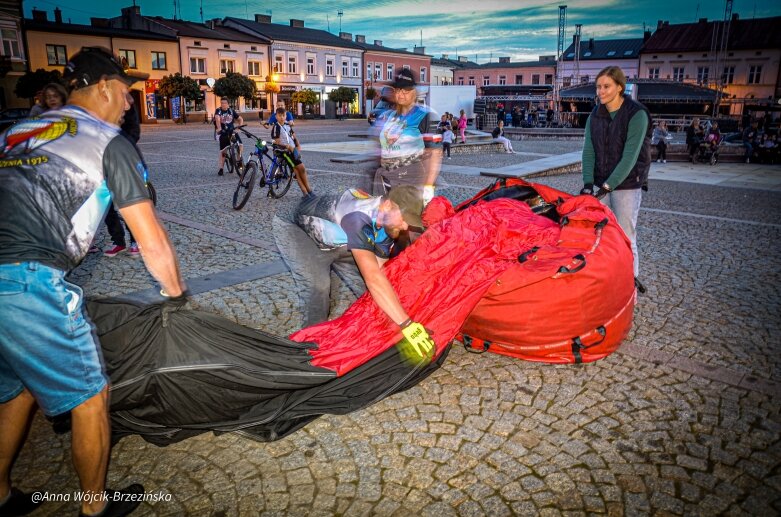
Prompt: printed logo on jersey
<box><xmin>0</xmin><ymin>117</ymin><xmax>78</xmax><ymax>157</ymax></box>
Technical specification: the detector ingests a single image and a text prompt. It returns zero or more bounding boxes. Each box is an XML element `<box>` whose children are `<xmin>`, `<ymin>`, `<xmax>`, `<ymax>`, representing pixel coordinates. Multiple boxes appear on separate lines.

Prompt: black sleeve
<box><xmin>271</xmin><ymin>123</ymin><xmax>281</xmax><ymax>140</ymax></box>
<box><xmin>102</xmin><ymin>136</ymin><xmax>150</xmax><ymax>209</ymax></box>
<box><xmin>340</xmin><ymin>212</ymin><xmax>376</xmax><ymax>252</ymax></box>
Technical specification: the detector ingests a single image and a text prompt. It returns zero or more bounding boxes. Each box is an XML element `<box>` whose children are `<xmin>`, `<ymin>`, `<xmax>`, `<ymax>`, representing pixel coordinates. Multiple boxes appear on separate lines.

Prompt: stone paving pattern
<box><xmin>12</xmin><ymin>121</ymin><xmax>780</xmax><ymax>515</ymax></box>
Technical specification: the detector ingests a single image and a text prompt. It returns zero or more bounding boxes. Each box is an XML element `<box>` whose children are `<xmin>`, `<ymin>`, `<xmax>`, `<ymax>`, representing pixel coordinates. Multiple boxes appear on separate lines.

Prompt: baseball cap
<box><xmin>63</xmin><ymin>46</ymin><xmax>149</xmax><ymax>89</ymax></box>
<box><xmin>390</xmin><ymin>68</ymin><xmax>417</xmax><ymax>89</ymax></box>
<box><xmin>388</xmin><ymin>185</ymin><xmax>424</xmax><ymax>228</ymax></box>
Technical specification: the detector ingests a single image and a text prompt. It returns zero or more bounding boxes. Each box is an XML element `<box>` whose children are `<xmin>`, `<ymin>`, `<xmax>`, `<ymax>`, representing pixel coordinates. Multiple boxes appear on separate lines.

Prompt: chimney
<box><xmin>698</xmin><ymin>17</ymin><xmax>707</xmax><ymax>23</ymax></box>
<box><xmin>441</xmin><ymin>53</ymin><xmax>449</xmax><ymax>59</ymax></box>
<box><xmin>207</xmin><ymin>18</ymin><xmax>222</xmax><ymax>28</ymax></box>
<box><xmin>290</xmin><ymin>19</ymin><xmax>304</xmax><ymax>28</ymax></box>
<box><xmin>355</xmin><ymin>34</ymin><xmax>365</xmax><ymax>43</ymax></box>
<box><xmin>374</xmin><ymin>40</ymin><xmax>383</xmax><ymax>46</ymax></box>
<box><xmin>121</xmin><ymin>6</ymin><xmax>141</xmax><ymax>17</ymax></box>
<box><xmin>91</xmin><ymin>17</ymin><xmax>110</xmax><ymax>27</ymax></box>
<box><xmin>732</xmin><ymin>13</ymin><xmax>739</xmax><ymax>21</ymax></box>
<box><xmin>588</xmin><ymin>38</ymin><xmax>594</xmax><ymax>51</ymax></box>
<box><xmin>413</xmin><ymin>45</ymin><xmax>425</xmax><ymax>54</ymax></box>
<box><xmin>644</xmin><ymin>29</ymin><xmax>652</xmax><ymax>42</ymax></box>
<box><xmin>458</xmin><ymin>56</ymin><xmax>468</xmax><ymax>62</ymax></box>
<box><xmin>54</xmin><ymin>7</ymin><xmax>62</xmax><ymax>23</ymax></box>
<box><xmin>499</xmin><ymin>57</ymin><xmax>510</xmax><ymax>63</ymax></box>
<box><xmin>254</xmin><ymin>14</ymin><xmax>271</xmax><ymax>23</ymax></box>
<box><xmin>32</xmin><ymin>8</ymin><xmax>47</xmax><ymax>22</ymax></box>
<box><xmin>339</xmin><ymin>32</ymin><xmax>352</xmax><ymax>40</ymax></box>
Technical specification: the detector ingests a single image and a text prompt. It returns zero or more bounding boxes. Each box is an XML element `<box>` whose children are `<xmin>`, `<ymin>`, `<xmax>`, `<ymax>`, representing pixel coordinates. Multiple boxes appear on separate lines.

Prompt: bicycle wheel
<box><xmin>268</xmin><ymin>160</ymin><xmax>293</xmax><ymax>199</ymax></box>
<box><xmin>232</xmin><ymin>160</ymin><xmax>257</xmax><ymax>210</ymax></box>
<box><xmin>146</xmin><ymin>181</ymin><xmax>157</xmax><ymax>206</ymax></box>
<box><xmin>225</xmin><ymin>146</ymin><xmax>236</xmax><ymax>174</ymax></box>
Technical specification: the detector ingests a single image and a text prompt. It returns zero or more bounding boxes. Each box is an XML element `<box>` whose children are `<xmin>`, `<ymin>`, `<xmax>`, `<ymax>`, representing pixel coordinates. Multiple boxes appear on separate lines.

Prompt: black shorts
<box><xmin>283</xmin><ymin>150</ymin><xmax>302</xmax><ymax>167</ymax></box>
<box><xmin>219</xmin><ymin>131</ymin><xmax>241</xmax><ymax>150</ymax></box>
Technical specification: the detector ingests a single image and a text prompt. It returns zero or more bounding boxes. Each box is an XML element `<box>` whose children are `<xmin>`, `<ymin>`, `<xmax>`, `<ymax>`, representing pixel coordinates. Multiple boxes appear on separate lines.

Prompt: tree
<box><xmin>158</xmin><ymin>73</ymin><xmax>201</xmax><ymax>123</ymax></box>
<box><xmin>365</xmin><ymin>87</ymin><xmax>377</xmax><ymax>101</ymax></box>
<box><xmin>327</xmin><ymin>86</ymin><xmax>357</xmax><ymax>105</ymax></box>
<box><xmin>213</xmin><ymin>72</ymin><xmax>256</xmax><ymax>105</ymax></box>
<box><xmin>15</xmin><ymin>69</ymin><xmax>62</xmax><ymax>100</ymax></box>
<box><xmin>291</xmin><ymin>89</ymin><xmax>318</xmax><ymax>107</ymax></box>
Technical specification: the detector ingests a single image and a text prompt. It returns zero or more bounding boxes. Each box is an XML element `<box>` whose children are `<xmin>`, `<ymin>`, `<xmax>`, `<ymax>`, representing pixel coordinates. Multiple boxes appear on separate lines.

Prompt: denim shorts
<box><xmin>0</xmin><ymin>262</ymin><xmax>107</xmax><ymax>415</ymax></box>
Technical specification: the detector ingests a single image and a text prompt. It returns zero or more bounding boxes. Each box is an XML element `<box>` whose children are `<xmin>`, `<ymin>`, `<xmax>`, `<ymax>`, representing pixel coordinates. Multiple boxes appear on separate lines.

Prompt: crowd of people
<box><xmin>742</xmin><ymin>120</ymin><xmax>780</xmax><ymax>164</ymax></box>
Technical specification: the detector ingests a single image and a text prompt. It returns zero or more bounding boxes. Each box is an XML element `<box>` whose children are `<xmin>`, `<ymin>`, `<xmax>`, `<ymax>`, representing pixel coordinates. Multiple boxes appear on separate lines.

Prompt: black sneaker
<box><xmin>78</xmin><ymin>484</ymin><xmax>144</xmax><ymax>517</ymax></box>
<box><xmin>217</xmin><ymin>169</ymin><xmax>224</xmax><ymax>176</ymax></box>
<box><xmin>0</xmin><ymin>488</ymin><xmax>42</xmax><ymax>516</ymax></box>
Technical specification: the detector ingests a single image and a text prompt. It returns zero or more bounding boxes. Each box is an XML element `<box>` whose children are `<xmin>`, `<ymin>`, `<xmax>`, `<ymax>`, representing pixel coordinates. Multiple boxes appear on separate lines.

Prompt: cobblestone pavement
<box><xmin>11</xmin><ymin>121</ymin><xmax>781</xmax><ymax>516</ymax></box>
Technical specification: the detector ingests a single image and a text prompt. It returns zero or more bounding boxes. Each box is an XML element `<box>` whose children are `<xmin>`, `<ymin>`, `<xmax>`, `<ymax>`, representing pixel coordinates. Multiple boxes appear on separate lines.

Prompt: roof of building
<box><xmin>352</xmin><ymin>40</ymin><xmax>427</xmax><ymax>58</ymax></box>
<box><xmin>24</xmin><ymin>19</ymin><xmax>178</xmax><ymax>41</ymax></box>
<box><xmin>224</xmin><ymin>17</ymin><xmax>362</xmax><ymax>50</ymax></box>
<box><xmin>474</xmin><ymin>60</ymin><xmax>557</xmax><ymax>70</ymax></box>
<box><xmin>432</xmin><ymin>57</ymin><xmax>480</xmax><ymax>69</ymax></box>
<box><xmin>560</xmin><ymin>79</ymin><xmax>717</xmax><ymax>103</ymax></box>
<box><xmin>642</xmin><ymin>16</ymin><xmax>781</xmax><ymax>52</ymax></box>
<box><xmin>561</xmin><ymin>38</ymin><xmax>644</xmax><ymax>61</ymax></box>
<box><xmin>149</xmin><ymin>18</ymin><xmax>269</xmax><ymax>43</ymax></box>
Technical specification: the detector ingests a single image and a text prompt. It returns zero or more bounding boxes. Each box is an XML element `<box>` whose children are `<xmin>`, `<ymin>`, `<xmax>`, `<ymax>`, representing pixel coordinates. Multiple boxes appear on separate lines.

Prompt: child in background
<box><xmin>442</xmin><ymin>126</ymin><xmax>454</xmax><ymax>159</ymax></box>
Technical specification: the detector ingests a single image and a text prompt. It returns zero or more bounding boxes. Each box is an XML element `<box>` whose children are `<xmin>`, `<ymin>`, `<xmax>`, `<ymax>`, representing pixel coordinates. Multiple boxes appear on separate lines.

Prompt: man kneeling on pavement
<box><xmin>294</xmin><ymin>186</ymin><xmax>434</xmax><ymax>358</ymax></box>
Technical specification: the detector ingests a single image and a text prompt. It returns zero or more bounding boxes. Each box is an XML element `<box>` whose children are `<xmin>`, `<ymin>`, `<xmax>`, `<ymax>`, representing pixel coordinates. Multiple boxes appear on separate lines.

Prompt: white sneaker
<box><xmin>662</xmin><ymin>160</ymin><xmax>666</xmax><ymax>163</ymax></box>
<box><xmin>657</xmin><ymin>159</ymin><xmax>661</xmax><ymax>163</ymax></box>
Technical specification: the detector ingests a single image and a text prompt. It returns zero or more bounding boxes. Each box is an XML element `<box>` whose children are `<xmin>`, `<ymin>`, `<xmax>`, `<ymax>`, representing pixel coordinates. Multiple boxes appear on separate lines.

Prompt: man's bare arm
<box><xmin>119</xmin><ymin>200</ymin><xmax>185</xmax><ymax>297</ymax></box>
<box><xmin>352</xmin><ymin>248</ymin><xmax>408</xmax><ymax>325</ymax></box>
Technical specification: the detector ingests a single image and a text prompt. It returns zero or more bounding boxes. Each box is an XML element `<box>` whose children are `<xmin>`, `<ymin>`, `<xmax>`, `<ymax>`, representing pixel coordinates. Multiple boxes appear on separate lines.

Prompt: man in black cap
<box><xmin>373</xmin><ymin>69</ymin><xmax>442</xmax><ymax>206</ymax></box>
<box><xmin>292</xmin><ymin>186</ymin><xmax>434</xmax><ymax>357</ymax></box>
<box><xmin>0</xmin><ymin>46</ymin><xmax>186</xmax><ymax>517</ymax></box>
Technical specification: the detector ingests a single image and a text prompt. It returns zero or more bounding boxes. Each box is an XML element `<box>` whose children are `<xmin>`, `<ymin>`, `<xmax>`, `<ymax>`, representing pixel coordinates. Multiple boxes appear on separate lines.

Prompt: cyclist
<box><xmin>271</xmin><ymin>107</ymin><xmax>313</xmax><ymax>198</ymax></box>
<box><xmin>214</xmin><ymin>98</ymin><xmax>243</xmax><ymax>176</ymax></box>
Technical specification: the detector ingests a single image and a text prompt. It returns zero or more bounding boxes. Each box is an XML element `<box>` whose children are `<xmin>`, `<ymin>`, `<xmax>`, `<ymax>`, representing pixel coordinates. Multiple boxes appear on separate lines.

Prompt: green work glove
<box><xmin>399</xmin><ymin>320</ymin><xmax>435</xmax><ymax>358</ymax></box>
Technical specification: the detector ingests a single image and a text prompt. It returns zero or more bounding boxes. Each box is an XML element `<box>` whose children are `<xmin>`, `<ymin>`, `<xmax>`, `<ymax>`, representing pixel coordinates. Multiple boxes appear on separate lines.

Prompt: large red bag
<box><xmin>457</xmin><ymin>179</ymin><xmax>636</xmax><ymax>363</ymax></box>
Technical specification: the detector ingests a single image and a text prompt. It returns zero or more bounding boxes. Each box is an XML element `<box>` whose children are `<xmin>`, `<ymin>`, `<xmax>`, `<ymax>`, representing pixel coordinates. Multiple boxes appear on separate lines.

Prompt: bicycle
<box><xmin>232</xmin><ymin>127</ymin><xmax>295</xmax><ymax>210</ymax></box>
<box><xmin>221</xmin><ymin>126</ymin><xmax>245</xmax><ymax>175</ymax></box>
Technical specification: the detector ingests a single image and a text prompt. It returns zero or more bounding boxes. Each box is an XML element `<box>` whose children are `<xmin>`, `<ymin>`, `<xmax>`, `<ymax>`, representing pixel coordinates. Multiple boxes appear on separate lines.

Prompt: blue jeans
<box><xmin>601</xmin><ymin>189</ymin><xmax>642</xmax><ymax>276</ymax></box>
<box><xmin>0</xmin><ymin>262</ymin><xmax>107</xmax><ymax>415</ymax></box>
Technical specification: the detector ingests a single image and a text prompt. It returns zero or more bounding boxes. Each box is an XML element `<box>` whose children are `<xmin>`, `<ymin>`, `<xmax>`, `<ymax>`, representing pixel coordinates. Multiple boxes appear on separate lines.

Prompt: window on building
<box><xmin>583</xmin><ymin>52</ymin><xmax>592</xmax><ymax>57</ymax></box>
<box><xmin>498</xmin><ymin>75</ymin><xmax>506</xmax><ymax>85</ymax></box>
<box><xmin>515</xmin><ymin>74</ymin><xmax>523</xmax><ymax>85</ymax></box>
<box><xmin>696</xmin><ymin>66</ymin><xmax>709</xmax><ymax>84</ymax></box>
<box><xmin>606</xmin><ymin>50</ymin><xmax>616</xmax><ymax>56</ymax></box>
<box><xmin>420</xmin><ymin>67</ymin><xmax>427</xmax><ymax>83</ymax></box>
<box><xmin>544</xmin><ymin>74</ymin><xmax>553</xmax><ymax>84</ymax></box>
<box><xmin>482</xmin><ymin>76</ymin><xmax>490</xmax><ymax>86</ymax></box>
<box><xmin>288</xmin><ymin>54</ymin><xmax>297</xmax><ymax>74</ymax></box>
<box><xmin>563</xmin><ymin>76</ymin><xmax>572</xmax><ymax>87</ymax></box>
<box><xmin>532</xmin><ymin>74</ymin><xmax>540</xmax><ymax>85</ymax></box>
<box><xmin>374</xmin><ymin>63</ymin><xmax>382</xmax><ymax>81</ymax></box>
<box><xmin>185</xmin><ymin>94</ymin><xmax>205</xmax><ymax>113</ymax></box>
<box><xmin>274</xmin><ymin>52</ymin><xmax>284</xmax><ymax>73</ymax></box>
<box><xmin>341</xmin><ymin>58</ymin><xmax>349</xmax><ymax>77</ymax></box>
<box><xmin>118</xmin><ymin>49</ymin><xmax>136</xmax><ymax>69</ymax></box>
<box><xmin>307</xmin><ymin>54</ymin><xmax>316</xmax><ymax>75</ymax></box>
<box><xmin>326</xmin><ymin>56</ymin><xmax>335</xmax><ymax>76</ymax></box>
<box><xmin>1</xmin><ymin>29</ymin><xmax>21</xmax><ymax>58</ymax></box>
<box><xmin>468</xmin><ymin>76</ymin><xmax>475</xmax><ymax>85</ymax></box>
<box><xmin>566</xmin><ymin>52</ymin><xmax>575</xmax><ymax>58</ymax></box>
<box><xmin>648</xmin><ymin>67</ymin><xmax>660</xmax><ymax>79</ymax></box>
<box><xmin>151</xmin><ymin>51</ymin><xmax>166</xmax><ymax>70</ymax></box>
<box><xmin>458</xmin><ymin>77</ymin><xmax>464</xmax><ymax>85</ymax></box>
<box><xmin>623</xmin><ymin>50</ymin><xmax>632</xmax><ymax>56</ymax></box>
<box><xmin>748</xmin><ymin>65</ymin><xmax>762</xmax><ymax>84</ymax></box>
<box><xmin>190</xmin><ymin>57</ymin><xmax>205</xmax><ymax>74</ymax></box>
<box><xmin>220</xmin><ymin>59</ymin><xmax>235</xmax><ymax>75</ymax></box>
<box><xmin>352</xmin><ymin>60</ymin><xmax>359</xmax><ymax>77</ymax></box>
<box><xmin>245</xmin><ymin>96</ymin><xmax>266</xmax><ymax>110</ymax></box>
<box><xmin>722</xmin><ymin>66</ymin><xmax>734</xmax><ymax>84</ymax></box>
<box><xmin>248</xmin><ymin>61</ymin><xmax>261</xmax><ymax>76</ymax></box>
<box><xmin>673</xmin><ymin>67</ymin><xmax>685</xmax><ymax>82</ymax></box>
<box><xmin>194</xmin><ymin>41</ymin><xmax>201</xmax><ymax>46</ymax></box>
<box><xmin>46</xmin><ymin>44</ymin><xmax>67</xmax><ymax>66</ymax></box>
<box><xmin>386</xmin><ymin>63</ymin><xmax>394</xmax><ymax>81</ymax></box>
<box><xmin>367</xmin><ymin>62</ymin><xmax>372</xmax><ymax>80</ymax></box>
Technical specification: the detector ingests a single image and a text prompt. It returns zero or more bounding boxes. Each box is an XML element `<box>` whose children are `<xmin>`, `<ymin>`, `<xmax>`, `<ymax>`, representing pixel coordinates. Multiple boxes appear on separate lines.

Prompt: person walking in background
<box><xmin>742</xmin><ymin>120</ymin><xmax>758</xmax><ymax>164</ymax></box>
<box><xmin>652</xmin><ymin>120</ymin><xmax>670</xmax><ymax>163</ymax></box>
<box><xmin>580</xmin><ymin>65</ymin><xmax>651</xmax><ymax>280</ymax></box>
<box><xmin>457</xmin><ymin>109</ymin><xmax>467</xmax><ymax>144</ymax></box>
<box><xmin>442</xmin><ymin>125</ymin><xmax>454</xmax><ymax>159</ymax></box>
<box><xmin>492</xmin><ymin>119</ymin><xmax>515</xmax><ymax>154</ymax></box>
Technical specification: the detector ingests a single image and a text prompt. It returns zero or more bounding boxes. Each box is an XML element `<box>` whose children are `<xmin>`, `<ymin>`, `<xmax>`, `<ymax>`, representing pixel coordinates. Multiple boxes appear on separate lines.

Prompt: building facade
<box><xmin>352</xmin><ymin>37</ymin><xmax>431</xmax><ymax>107</ymax></box>
<box><xmin>0</xmin><ymin>0</ymin><xmax>26</xmax><ymax>108</ymax></box>
<box><xmin>453</xmin><ymin>57</ymin><xmax>557</xmax><ymax>90</ymax></box>
<box><xmin>225</xmin><ymin>15</ymin><xmax>364</xmax><ymax>118</ymax></box>
<box><xmin>558</xmin><ymin>36</ymin><xmax>644</xmax><ymax>86</ymax></box>
<box><xmin>25</xmin><ymin>8</ymin><xmax>180</xmax><ymax>123</ymax></box>
<box><xmin>640</xmin><ymin>15</ymin><xmax>781</xmax><ymax>116</ymax></box>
